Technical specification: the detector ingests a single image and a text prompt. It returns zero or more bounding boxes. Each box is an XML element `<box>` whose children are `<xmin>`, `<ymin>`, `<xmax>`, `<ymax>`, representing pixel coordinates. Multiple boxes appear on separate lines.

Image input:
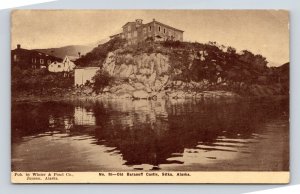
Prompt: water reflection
<box><xmin>12</xmin><ymin>98</ymin><xmax>289</xmax><ymax>171</ymax></box>
<box><xmin>74</xmin><ymin>107</ymin><xmax>96</xmax><ymax>126</ymax></box>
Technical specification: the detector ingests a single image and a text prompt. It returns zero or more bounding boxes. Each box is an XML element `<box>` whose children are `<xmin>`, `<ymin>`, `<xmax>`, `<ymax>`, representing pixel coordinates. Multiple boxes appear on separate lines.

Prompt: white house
<box><xmin>48</xmin><ymin>56</ymin><xmax>77</xmax><ymax>73</ymax></box>
<box><xmin>74</xmin><ymin>67</ymin><xmax>100</xmax><ymax>86</ymax></box>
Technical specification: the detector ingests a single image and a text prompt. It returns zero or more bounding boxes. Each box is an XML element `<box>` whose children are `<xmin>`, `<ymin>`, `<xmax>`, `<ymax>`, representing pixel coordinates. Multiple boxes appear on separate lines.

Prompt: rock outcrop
<box><xmin>102</xmin><ymin>51</ymin><xmax>170</xmax><ymax>93</ymax></box>
<box><xmin>75</xmin><ymin>39</ymin><xmax>289</xmax><ymax>99</ymax></box>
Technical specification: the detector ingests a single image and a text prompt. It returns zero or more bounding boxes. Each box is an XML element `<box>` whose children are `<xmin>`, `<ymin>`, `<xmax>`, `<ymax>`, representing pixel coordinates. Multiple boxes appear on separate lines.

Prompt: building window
<box><xmin>164</xmin><ymin>28</ymin><xmax>166</xmax><ymax>33</ymax></box>
<box><xmin>128</xmin><ymin>25</ymin><xmax>131</xmax><ymax>31</ymax></box>
<box><xmin>149</xmin><ymin>26</ymin><xmax>152</xmax><ymax>32</ymax></box>
<box><xmin>40</xmin><ymin>59</ymin><xmax>44</xmax><ymax>64</ymax></box>
<box><xmin>13</xmin><ymin>54</ymin><xmax>17</xmax><ymax>62</ymax></box>
<box><xmin>47</xmin><ymin>60</ymin><xmax>51</xmax><ymax>64</ymax></box>
<box><xmin>158</xmin><ymin>26</ymin><xmax>161</xmax><ymax>32</ymax></box>
<box><xmin>133</xmin><ymin>30</ymin><xmax>137</xmax><ymax>37</ymax></box>
<box><xmin>143</xmin><ymin>28</ymin><xmax>146</xmax><ymax>34</ymax></box>
<box><xmin>58</xmin><ymin>65</ymin><xmax>61</xmax><ymax>68</ymax></box>
<box><xmin>128</xmin><ymin>33</ymin><xmax>131</xmax><ymax>38</ymax></box>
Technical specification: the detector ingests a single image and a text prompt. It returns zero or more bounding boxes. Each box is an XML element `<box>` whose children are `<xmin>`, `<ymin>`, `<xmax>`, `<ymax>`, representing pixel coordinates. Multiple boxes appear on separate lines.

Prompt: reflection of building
<box><xmin>74</xmin><ymin>67</ymin><xmax>100</xmax><ymax>86</ymax></box>
<box><xmin>74</xmin><ymin>107</ymin><xmax>96</xmax><ymax>126</ymax></box>
<box><xmin>49</xmin><ymin>115</ymin><xmax>73</xmax><ymax>130</ymax></box>
<box><xmin>11</xmin><ymin>44</ymin><xmax>62</xmax><ymax>69</ymax></box>
<box><xmin>110</xmin><ymin>19</ymin><xmax>184</xmax><ymax>45</ymax></box>
<box><xmin>48</xmin><ymin>56</ymin><xmax>77</xmax><ymax>73</ymax></box>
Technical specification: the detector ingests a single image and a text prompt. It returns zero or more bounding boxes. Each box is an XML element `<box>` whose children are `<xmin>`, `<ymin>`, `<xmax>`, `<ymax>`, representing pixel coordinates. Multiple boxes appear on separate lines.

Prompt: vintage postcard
<box><xmin>11</xmin><ymin>10</ymin><xmax>289</xmax><ymax>183</ymax></box>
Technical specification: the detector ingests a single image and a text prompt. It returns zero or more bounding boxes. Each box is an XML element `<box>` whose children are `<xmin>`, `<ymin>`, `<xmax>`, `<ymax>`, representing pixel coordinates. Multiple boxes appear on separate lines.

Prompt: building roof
<box><xmin>122</xmin><ymin>22</ymin><xmax>135</xmax><ymax>28</ymax></box>
<box><xmin>11</xmin><ymin>47</ymin><xmax>62</xmax><ymax>61</ymax></box>
<box><xmin>65</xmin><ymin>55</ymin><xmax>79</xmax><ymax>61</ymax></box>
<box><xmin>146</xmin><ymin>20</ymin><xmax>184</xmax><ymax>32</ymax></box>
<box><xmin>121</xmin><ymin>19</ymin><xmax>184</xmax><ymax>32</ymax></box>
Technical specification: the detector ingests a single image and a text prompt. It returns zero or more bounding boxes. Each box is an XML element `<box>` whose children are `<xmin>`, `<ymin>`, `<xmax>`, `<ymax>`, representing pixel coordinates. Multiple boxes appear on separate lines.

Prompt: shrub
<box><xmin>92</xmin><ymin>69</ymin><xmax>114</xmax><ymax>93</ymax></box>
<box><xmin>163</xmin><ymin>40</ymin><xmax>182</xmax><ymax>48</ymax></box>
<box><xmin>12</xmin><ymin>67</ymin><xmax>74</xmax><ymax>94</ymax></box>
<box><xmin>75</xmin><ymin>37</ymin><xmax>126</xmax><ymax>67</ymax></box>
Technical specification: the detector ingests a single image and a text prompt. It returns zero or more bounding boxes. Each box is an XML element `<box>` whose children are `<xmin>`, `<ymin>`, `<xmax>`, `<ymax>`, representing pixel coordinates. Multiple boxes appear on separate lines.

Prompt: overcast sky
<box><xmin>11</xmin><ymin>10</ymin><xmax>289</xmax><ymax>65</ymax></box>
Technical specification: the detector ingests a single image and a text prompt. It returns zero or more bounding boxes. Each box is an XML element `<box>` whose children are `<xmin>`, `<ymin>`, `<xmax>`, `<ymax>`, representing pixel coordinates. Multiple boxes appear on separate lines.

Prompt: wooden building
<box><xmin>110</xmin><ymin>19</ymin><xmax>184</xmax><ymax>45</ymax></box>
<box><xmin>11</xmin><ymin>44</ymin><xmax>62</xmax><ymax>69</ymax></box>
<box><xmin>48</xmin><ymin>56</ymin><xmax>77</xmax><ymax>73</ymax></box>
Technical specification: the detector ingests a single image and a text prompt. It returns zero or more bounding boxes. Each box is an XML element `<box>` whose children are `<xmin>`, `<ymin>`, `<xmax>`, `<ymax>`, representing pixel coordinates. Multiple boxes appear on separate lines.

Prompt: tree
<box><xmin>92</xmin><ymin>69</ymin><xmax>114</xmax><ymax>93</ymax></box>
<box><xmin>239</xmin><ymin>50</ymin><xmax>268</xmax><ymax>71</ymax></box>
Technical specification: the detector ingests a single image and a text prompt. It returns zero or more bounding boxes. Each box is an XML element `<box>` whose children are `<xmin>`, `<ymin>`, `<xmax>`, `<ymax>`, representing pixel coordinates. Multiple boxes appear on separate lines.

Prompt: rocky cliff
<box><xmin>75</xmin><ymin>39</ymin><xmax>289</xmax><ymax>99</ymax></box>
<box><xmin>93</xmin><ymin>50</ymin><xmax>238</xmax><ymax>99</ymax></box>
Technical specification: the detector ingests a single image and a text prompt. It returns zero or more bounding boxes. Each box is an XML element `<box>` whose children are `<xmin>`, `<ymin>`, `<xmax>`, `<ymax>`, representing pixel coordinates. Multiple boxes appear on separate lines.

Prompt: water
<box><xmin>11</xmin><ymin>98</ymin><xmax>289</xmax><ymax>172</ymax></box>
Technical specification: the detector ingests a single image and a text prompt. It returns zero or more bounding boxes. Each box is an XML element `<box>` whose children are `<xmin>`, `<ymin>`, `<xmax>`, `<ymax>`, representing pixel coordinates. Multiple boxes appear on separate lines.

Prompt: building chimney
<box><xmin>17</xmin><ymin>44</ymin><xmax>21</xmax><ymax>49</ymax></box>
<box><xmin>135</xmin><ymin>19</ymin><xmax>143</xmax><ymax>24</ymax></box>
<box><xmin>153</xmin><ymin>18</ymin><xmax>155</xmax><ymax>22</ymax></box>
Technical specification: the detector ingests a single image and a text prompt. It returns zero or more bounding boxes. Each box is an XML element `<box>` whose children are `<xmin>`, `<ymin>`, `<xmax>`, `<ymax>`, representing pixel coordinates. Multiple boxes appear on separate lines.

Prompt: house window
<box><xmin>143</xmin><ymin>28</ymin><xmax>146</xmax><ymax>34</ymax></box>
<box><xmin>149</xmin><ymin>26</ymin><xmax>152</xmax><ymax>32</ymax></box>
<box><xmin>158</xmin><ymin>26</ymin><xmax>161</xmax><ymax>32</ymax></box>
<box><xmin>58</xmin><ymin>65</ymin><xmax>61</xmax><ymax>68</ymax></box>
<box><xmin>13</xmin><ymin>54</ymin><xmax>17</xmax><ymax>62</ymax></box>
<box><xmin>40</xmin><ymin>59</ymin><xmax>44</xmax><ymax>64</ymax></box>
<box><xmin>128</xmin><ymin>25</ymin><xmax>131</xmax><ymax>31</ymax></box>
<box><xmin>164</xmin><ymin>28</ymin><xmax>166</xmax><ymax>33</ymax></box>
<box><xmin>133</xmin><ymin>30</ymin><xmax>137</xmax><ymax>37</ymax></box>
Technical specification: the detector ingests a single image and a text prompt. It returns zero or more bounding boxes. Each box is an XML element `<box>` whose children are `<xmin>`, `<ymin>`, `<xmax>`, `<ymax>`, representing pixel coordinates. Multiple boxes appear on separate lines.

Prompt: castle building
<box><xmin>110</xmin><ymin>19</ymin><xmax>184</xmax><ymax>45</ymax></box>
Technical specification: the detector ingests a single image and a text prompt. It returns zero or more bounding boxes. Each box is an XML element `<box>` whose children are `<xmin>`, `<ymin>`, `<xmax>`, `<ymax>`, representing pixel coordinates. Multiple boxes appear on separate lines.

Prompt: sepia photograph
<box><xmin>11</xmin><ymin>10</ymin><xmax>289</xmax><ymax>183</ymax></box>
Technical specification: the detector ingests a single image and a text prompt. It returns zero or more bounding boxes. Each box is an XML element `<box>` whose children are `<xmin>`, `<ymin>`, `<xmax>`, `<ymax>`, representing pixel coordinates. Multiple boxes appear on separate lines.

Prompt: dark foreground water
<box><xmin>12</xmin><ymin>98</ymin><xmax>289</xmax><ymax>171</ymax></box>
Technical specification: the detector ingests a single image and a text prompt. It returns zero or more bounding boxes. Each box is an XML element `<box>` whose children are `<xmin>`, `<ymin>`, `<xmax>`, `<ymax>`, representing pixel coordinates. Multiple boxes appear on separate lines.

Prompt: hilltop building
<box><xmin>11</xmin><ymin>44</ymin><xmax>62</xmax><ymax>69</ymax></box>
<box><xmin>110</xmin><ymin>19</ymin><xmax>184</xmax><ymax>45</ymax></box>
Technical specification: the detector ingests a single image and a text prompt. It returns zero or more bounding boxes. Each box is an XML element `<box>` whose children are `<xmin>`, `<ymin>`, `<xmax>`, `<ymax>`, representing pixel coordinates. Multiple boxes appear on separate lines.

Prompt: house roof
<box><xmin>122</xmin><ymin>22</ymin><xmax>135</xmax><ymax>28</ymax></box>
<box><xmin>11</xmin><ymin>48</ymin><xmax>62</xmax><ymax>61</ymax></box>
<box><xmin>146</xmin><ymin>20</ymin><xmax>184</xmax><ymax>32</ymax></box>
<box><xmin>65</xmin><ymin>55</ymin><xmax>79</xmax><ymax>61</ymax></box>
<box><xmin>121</xmin><ymin>19</ymin><xmax>184</xmax><ymax>32</ymax></box>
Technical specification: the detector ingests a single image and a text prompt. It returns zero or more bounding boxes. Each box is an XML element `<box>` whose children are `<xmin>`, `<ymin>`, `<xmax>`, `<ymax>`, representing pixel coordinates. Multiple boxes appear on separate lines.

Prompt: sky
<box><xmin>11</xmin><ymin>10</ymin><xmax>289</xmax><ymax>65</ymax></box>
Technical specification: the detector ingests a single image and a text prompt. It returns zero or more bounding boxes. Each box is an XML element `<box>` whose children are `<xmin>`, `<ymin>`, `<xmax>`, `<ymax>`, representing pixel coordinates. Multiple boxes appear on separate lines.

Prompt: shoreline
<box><xmin>12</xmin><ymin>89</ymin><xmax>288</xmax><ymax>103</ymax></box>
